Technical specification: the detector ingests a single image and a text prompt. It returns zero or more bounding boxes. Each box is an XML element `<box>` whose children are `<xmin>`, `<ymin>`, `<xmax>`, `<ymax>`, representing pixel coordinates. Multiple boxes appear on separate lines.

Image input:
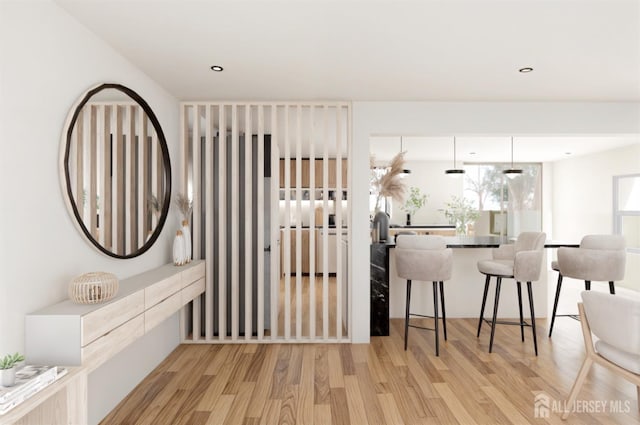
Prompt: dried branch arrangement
<box><xmin>174</xmin><ymin>194</ymin><xmax>193</xmax><ymax>219</ymax></box>
<box><xmin>147</xmin><ymin>195</ymin><xmax>161</xmax><ymax>217</ymax></box>
<box><xmin>371</xmin><ymin>151</ymin><xmax>407</xmax><ymax>211</ymax></box>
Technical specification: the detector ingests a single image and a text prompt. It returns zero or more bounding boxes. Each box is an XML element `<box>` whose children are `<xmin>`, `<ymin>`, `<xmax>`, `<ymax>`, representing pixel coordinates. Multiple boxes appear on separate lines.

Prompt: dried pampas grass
<box><xmin>371</xmin><ymin>151</ymin><xmax>407</xmax><ymax>210</ymax></box>
<box><xmin>147</xmin><ymin>195</ymin><xmax>161</xmax><ymax>216</ymax></box>
<box><xmin>379</xmin><ymin>151</ymin><xmax>407</xmax><ymax>202</ymax></box>
<box><xmin>174</xmin><ymin>194</ymin><xmax>192</xmax><ymax>218</ymax></box>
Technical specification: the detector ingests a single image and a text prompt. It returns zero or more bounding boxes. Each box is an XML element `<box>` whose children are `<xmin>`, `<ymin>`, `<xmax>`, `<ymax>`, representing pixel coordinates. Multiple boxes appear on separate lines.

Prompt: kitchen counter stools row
<box><xmin>371</xmin><ymin>234</ymin><xmax>577</xmax><ymax>354</ymax></box>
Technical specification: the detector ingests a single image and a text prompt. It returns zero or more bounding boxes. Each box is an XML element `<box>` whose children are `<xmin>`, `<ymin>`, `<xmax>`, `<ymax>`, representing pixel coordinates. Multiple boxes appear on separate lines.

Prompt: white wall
<box><xmin>0</xmin><ymin>2</ymin><xmax>180</xmax><ymax>423</ymax></box>
<box><xmin>352</xmin><ymin>101</ymin><xmax>640</xmax><ymax>343</ymax></box>
<box><xmin>551</xmin><ymin>143</ymin><xmax>640</xmax><ymax>290</ymax></box>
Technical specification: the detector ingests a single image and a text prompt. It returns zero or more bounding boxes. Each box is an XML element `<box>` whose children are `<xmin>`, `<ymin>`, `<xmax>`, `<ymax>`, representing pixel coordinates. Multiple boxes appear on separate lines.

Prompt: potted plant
<box><xmin>401</xmin><ymin>186</ymin><xmax>428</xmax><ymax>225</ymax></box>
<box><xmin>0</xmin><ymin>352</ymin><xmax>25</xmax><ymax>387</ymax></box>
<box><xmin>443</xmin><ymin>196</ymin><xmax>480</xmax><ymax>235</ymax></box>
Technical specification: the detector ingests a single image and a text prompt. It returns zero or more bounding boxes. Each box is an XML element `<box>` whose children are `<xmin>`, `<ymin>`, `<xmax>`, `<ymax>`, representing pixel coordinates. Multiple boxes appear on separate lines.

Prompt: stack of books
<box><xmin>0</xmin><ymin>365</ymin><xmax>67</xmax><ymax>415</ymax></box>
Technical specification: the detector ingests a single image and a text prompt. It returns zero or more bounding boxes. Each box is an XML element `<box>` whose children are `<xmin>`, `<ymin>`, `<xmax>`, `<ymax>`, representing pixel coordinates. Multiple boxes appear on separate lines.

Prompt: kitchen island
<box><xmin>370</xmin><ymin>236</ymin><xmax>578</xmax><ymax>336</ymax></box>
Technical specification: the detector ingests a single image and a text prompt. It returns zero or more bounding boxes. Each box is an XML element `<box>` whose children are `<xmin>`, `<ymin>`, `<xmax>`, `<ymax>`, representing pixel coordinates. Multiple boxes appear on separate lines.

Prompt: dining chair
<box><xmin>562</xmin><ymin>291</ymin><xmax>640</xmax><ymax>419</ymax></box>
<box><xmin>548</xmin><ymin>234</ymin><xmax>626</xmax><ymax>337</ymax></box>
<box><xmin>477</xmin><ymin>232</ymin><xmax>546</xmax><ymax>355</ymax></box>
<box><xmin>395</xmin><ymin>235</ymin><xmax>453</xmax><ymax>356</ymax></box>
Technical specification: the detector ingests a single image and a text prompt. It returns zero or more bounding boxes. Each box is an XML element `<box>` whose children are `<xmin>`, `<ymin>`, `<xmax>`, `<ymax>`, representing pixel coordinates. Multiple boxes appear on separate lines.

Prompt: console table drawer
<box><xmin>182</xmin><ymin>261</ymin><xmax>205</xmax><ymax>288</ymax></box>
<box><xmin>182</xmin><ymin>277</ymin><xmax>205</xmax><ymax>305</ymax></box>
<box><xmin>145</xmin><ymin>273</ymin><xmax>181</xmax><ymax>308</ymax></box>
<box><xmin>145</xmin><ymin>291</ymin><xmax>182</xmax><ymax>333</ymax></box>
<box><xmin>81</xmin><ymin>291</ymin><xmax>144</xmax><ymax>346</ymax></box>
<box><xmin>82</xmin><ymin>314</ymin><xmax>144</xmax><ymax>370</ymax></box>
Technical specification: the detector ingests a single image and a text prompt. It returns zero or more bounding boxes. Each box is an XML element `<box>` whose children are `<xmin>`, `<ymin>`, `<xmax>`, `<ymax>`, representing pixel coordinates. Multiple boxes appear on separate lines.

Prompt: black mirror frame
<box><xmin>61</xmin><ymin>83</ymin><xmax>172</xmax><ymax>259</ymax></box>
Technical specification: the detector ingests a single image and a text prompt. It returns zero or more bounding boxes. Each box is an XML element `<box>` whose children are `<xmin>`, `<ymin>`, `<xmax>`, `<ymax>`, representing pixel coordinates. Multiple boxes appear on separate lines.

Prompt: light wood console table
<box><xmin>2</xmin><ymin>261</ymin><xmax>205</xmax><ymax>424</ymax></box>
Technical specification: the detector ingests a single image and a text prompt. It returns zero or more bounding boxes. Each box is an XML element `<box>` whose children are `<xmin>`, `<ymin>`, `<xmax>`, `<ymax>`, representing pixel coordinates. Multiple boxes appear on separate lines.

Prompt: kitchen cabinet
<box><xmin>280</xmin><ymin>229</ymin><xmax>313</xmax><ymax>275</ymax></box>
<box><xmin>279</xmin><ymin>159</ymin><xmax>347</xmax><ymax>188</ymax></box>
<box><xmin>279</xmin><ymin>159</ymin><xmax>310</xmax><ymax>188</ymax></box>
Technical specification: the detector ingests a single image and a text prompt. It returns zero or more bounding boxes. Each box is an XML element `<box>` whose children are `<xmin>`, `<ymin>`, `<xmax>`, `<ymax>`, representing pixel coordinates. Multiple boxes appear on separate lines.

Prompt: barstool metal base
<box><xmin>404</xmin><ymin>280</ymin><xmax>447</xmax><ymax>356</ymax></box>
<box><xmin>477</xmin><ymin>275</ymin><xmax>538</xmax><ymax>355</ymax></box>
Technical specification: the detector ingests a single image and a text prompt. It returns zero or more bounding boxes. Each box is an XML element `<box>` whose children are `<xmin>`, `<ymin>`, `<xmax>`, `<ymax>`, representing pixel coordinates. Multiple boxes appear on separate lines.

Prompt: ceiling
<box><xmin>56</xmin><ymin>0</ymin><xmax>640</xmax><ymax>102</ymax></box>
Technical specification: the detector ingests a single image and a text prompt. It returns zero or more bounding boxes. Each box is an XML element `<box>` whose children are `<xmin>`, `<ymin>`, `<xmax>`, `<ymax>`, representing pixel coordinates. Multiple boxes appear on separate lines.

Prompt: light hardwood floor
<box><xmin>275</xmin><ymin>276</ymin><xmax>345</xmax><ymax>339</ymax></box>
<box><xmin>101</xmin><ymin>316</ymin><xmax>640</xmax><ymax>424</ymax></box>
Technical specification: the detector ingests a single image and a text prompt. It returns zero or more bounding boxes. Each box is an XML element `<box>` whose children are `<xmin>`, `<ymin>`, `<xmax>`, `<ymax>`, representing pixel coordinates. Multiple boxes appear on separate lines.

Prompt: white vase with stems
<box><xmin>173</xmin><ymin>230</ymin><xmax>186</xmax><ymax>266</ymax></box>
<box><xmin>181</xmin><ymin>219</ymin><xmax>191</xmax><ymax>263</ymax></box>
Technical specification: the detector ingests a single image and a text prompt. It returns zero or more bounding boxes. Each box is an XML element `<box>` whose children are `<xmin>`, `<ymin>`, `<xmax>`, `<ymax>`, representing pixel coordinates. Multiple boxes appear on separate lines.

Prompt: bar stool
<box><xmin>548</xmin><ymin>234</ymin><xmax>626</xmax><ymax>337</ymax></box>
<box><xmin>395</xmin><ymin>235</ymin><xmax>453</xmax><ymax>356</ymax></box>
<box><xmin>477</xmin><ymin>232</ymin><xmax>546</xmax><ymax>355</ymax></box>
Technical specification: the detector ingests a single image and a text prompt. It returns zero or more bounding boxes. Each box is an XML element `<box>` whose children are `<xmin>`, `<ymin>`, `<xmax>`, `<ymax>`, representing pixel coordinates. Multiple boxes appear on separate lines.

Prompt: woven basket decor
<box><xmin>69</xmin><ymin>272</ymin><xmax>119</xmax><ymax>304</ymax></box>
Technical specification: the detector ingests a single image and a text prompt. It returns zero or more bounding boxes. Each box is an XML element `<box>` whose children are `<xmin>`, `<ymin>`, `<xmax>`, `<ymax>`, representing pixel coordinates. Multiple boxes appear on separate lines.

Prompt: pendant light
<box><xmin>445</xmin><ymin>136</ymin><xmax>465</xmax><ymax>176</ymax></box>
<box><xmin>400</xmin><ymin>136</ymin><xmax>411</xmax><ymax>176</ymax></box>
<box><xmin>503</xmin><ymin>136</ymin><xmax>523</xmax><ymax>178</ymax></box>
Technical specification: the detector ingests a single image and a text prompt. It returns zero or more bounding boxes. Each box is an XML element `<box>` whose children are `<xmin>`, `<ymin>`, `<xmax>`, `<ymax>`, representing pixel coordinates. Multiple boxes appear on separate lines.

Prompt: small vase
<box><xmin>372</xmin><ymin>211</ymin><xmax>390</xmax><ymax>242</ymax></box>
<box><xmin>173</xmin><ymin>230</ymin><xmax>186</xmax><ymax>266</ymax></box>
<box><xmin>406</xmin><ymin>213</ymin><xmax>411</xmax><ymax>226</ymax></box>
<box><xmin>181</xmin><ymin>220</ymin><xmax>192</xmax><ymax>263</ymax></box>
<box><xmin>1</xmin><ymin>367</ymin><xmax>16</xmax><ymax>387</ymax></box>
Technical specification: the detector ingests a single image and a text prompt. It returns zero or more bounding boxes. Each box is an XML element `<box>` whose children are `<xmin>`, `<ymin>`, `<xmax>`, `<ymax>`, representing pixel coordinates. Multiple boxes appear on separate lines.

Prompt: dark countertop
<box><xmin>374</xmin><ymin>235</ymin><xmax>579</xmax><ymax>249</ymax></box>
<box><xmin>389</xmin><ymin>224</ymin><xmax>456</xmax><ymax>229</ymax></box>
<box><xmin>279</xmin><ymin>225</ymin><xmax>347</xmax><ymax>229</ymax></box>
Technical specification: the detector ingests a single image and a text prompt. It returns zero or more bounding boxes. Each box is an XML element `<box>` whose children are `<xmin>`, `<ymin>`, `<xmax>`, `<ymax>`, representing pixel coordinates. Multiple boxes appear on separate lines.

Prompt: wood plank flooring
<box><xmin>101</xmin><ymin>317</ymin><xmax>640</xmax><ymax>424</ymax></box>
<box><xmin>275</xmin><ymin>276</ymin><xmax>345</xmax><ymax>339</ymax></box>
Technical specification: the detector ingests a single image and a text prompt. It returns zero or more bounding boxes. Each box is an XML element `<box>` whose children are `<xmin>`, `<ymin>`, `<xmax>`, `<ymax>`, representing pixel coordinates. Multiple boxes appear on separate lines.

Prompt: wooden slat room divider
<box><xmin>181</xmin><ymin>102</ymin><xmax>351</xmax><ymax>343</ymax></box>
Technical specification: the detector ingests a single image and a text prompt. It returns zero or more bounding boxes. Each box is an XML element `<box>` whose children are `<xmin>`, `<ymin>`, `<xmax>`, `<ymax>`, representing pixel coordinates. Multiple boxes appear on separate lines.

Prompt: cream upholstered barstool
<box><xmin>476</xmin><ymin>232</ymin><xmax>546</xmax><ymax>355</ymax></box>
<box><xmin>548</xmin><ymin>234</ymin><xmax>626</xmax><ymax>337</ymax></box>
<box><xmin>563</xmin><ymin>291</ymin><xmax>640</xmax><ymax>419</ymax></box>
<box><xmin>395</xmin><ymin>235</ymin><xmax>453</xmax><ymax>356</ymax></box>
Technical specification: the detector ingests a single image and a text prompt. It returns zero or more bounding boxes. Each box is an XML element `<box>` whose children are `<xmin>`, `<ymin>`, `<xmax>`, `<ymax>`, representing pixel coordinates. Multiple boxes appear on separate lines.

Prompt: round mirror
<box><xmin>60</xmin><ymin>83</ymin><xmax>171</xmax><ymax>258</ymax></box>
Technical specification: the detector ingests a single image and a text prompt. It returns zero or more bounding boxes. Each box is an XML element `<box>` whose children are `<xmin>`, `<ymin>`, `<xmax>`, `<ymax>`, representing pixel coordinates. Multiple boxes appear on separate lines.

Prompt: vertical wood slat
<box><xmin>283</xmin><ymin>105</ymin><xmax>291</xmax><ymax>340</ymax></box>
<box><xmin>218</xmin><ymin>105</ymin><xmax>227</xmax><ymax>341</ymax></box>
<box><xmin>124</xmin><ymin>106</ymin><xmax>133</xmax><ymax>254</ymax></box>
<box><xmin>295</xmin><ymin>105</ymin><xmax>302</xmax><ymax>339</ymax></box>
<box><xmin>128</xmin><ymin>105</ymin><xmax>138</xmax><ymax>252</ymax></box>
<box><xmin>103</xmin><ymin>106</ymin><xmax>112</xmax><ymax>252</ymax></box>
<box><xmin>308</xmin><ymin>106</ymin><xmax>316</xmax><ymax>339</ymax></box>
<box><xmin>335</xmin><ymin>107</ymin><xmax>343</xmax><ymax>340</ymax></box>
<box><xmin>270</xmin><ymin>105</ymin><xmax>279</xmax><ymax>341</ymax></box>
<box><xmin>155</xmin><ymin>130</ymin><xmax>163</xmax><ymax>228</ymax></box>
<box><xmin>115</xmin><ymin>106</ymin><xmax>124</xmax><ymax>256</ymax></box>
<box><xmin>205</xmin><ymin>105</ymin><xmax>214</xmax><ymax>340</ymax></box>
<box><xmin>192</xmin><ymin>106</ymin><xmax>202</xmax><ymax>341</ymax></box>
<box><xmin>96</xmin><ymin>105</ymin><xmax>105</xmax><ymax>247</ymax></box>
<box><xmin>346</xmin><ymin>104</ymin><xmax>352</xmax><ymax>339</ymax></box>
<box><xmin>231</xmin><ymin>105</ymin><xmax>239</xmax><ymax>340</ymax></box>
<box><xmin>244</xmin><ymin>105</ymin><xmax>253</xmax><ymax>340</ymax></box>
<box><xmin>257</xmin><ymin>106</ymin><xmax>265</xmax><ymax>341</ymax></box>
<box><xmin>89</xmin><ymin>106</ymin><xmax>98</xmax><ymax>240</ymax></box>
<box><xmin>179</xmin><ymin>104</ymin><xmax>189</xmax><ymax>341</ymax></box>
<box><xmin>141</xmin><ymin>112</ymin><xmax>149</xmax><ymax>242</ymax></box>
<box><xmin>322</xmin><ymin>105</ymin><xmax>329</xmax><ymax>340</ymax></box>
<box><xmin>137</xmin><ymin>106</ymin><xmax>145</xmax><ymax>247</ymax></box>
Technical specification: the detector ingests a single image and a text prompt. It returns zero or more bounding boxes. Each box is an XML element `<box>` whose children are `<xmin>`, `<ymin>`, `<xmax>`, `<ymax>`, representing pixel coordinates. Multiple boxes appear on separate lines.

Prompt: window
<box><xmin>613</xmin><ymin>174</ymin><xmax>640</xmax><ymax>253</ymax></box>
<box><xmin>464</xmin><ymin>163</ymin><xmax>542</xmax><ymax>236</ymax></box>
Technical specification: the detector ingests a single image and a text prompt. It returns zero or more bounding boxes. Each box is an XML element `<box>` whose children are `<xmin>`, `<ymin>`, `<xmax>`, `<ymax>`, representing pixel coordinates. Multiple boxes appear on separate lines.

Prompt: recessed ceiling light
<box><xmin>469</xmin><ymin>152</ymin><xmax>476</xmax><ymax>155</ymax></box>
<box><xmin>519</xmin><ymin>67</ymin><xmax>534</xmax><ymax>73</ymax></box>
<box><xmin>210</xmin><ymin>65</ymin><xmax>224</xmax><ymax>72</ymax></box>
<box><xmin>565</xmin><ymin>152</ymin><xmax>572</xmax><ymax>155</ymax></box>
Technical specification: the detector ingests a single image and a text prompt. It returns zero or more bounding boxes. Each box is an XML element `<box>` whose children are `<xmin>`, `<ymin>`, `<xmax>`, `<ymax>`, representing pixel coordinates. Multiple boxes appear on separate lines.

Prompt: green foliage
<box><xmin>443</xmin><ymin>196</ymin><xmax>480</xmax><ymax>235</ymax></box>
<box><xmin>401</xmin><ymin>187</ymin><xmax>428</xmax><ymax>216</ymax></box>
<box><xmin>0</xmin><ymin>352</ymin><xmax>24</xmax><ymax>370</ymax></box>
